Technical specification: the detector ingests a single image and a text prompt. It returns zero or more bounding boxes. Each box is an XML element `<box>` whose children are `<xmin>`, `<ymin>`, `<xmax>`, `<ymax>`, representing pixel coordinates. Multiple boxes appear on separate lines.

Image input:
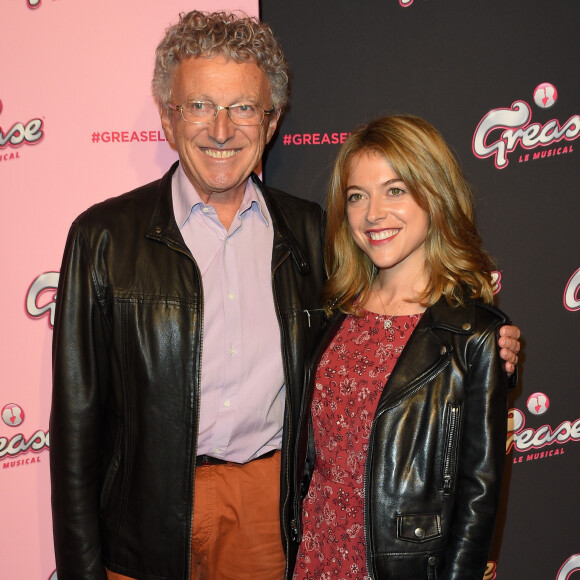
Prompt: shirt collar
<box><xmin>172</xmin><ymin>163</ymin><xmax>270</xmax><ymax>229</ymax></box>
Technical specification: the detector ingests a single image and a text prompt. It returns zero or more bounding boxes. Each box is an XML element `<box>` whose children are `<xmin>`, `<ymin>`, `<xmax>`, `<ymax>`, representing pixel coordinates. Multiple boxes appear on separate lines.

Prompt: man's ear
<box><xmin>265</xmin><ymin>108</ymin><xmax>282</xmax><ymax>144</ymax></box>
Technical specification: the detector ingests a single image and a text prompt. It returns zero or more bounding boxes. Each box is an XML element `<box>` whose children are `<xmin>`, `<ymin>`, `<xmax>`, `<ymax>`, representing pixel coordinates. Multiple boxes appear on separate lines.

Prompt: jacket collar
<box><xmin>145</xmin><ymin>161</ymin><xmax>190</xmax><ymax>253</ymax></box>
<box><xmin>250</xmin><ymin>172</ymin><xmax>311</xmax><ymax>276</ymax></box>
<box><xmin>144</xmin><ymin>163</ymin><xmax>311</xmax><ymax>277</ymax></box>
<box><xmin>376</xmin><ymin>296</ymin><xmax>475</xmax><ymax>410</ymax></box>
<box><xmin>314</xmin><ymin>297</ymin><xmax>476</xmax><ymax>413</ymax></box>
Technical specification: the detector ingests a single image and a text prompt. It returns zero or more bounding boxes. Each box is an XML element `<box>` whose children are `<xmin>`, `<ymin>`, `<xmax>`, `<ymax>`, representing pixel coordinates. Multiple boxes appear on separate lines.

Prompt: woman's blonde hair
<box><xmin>323</xmin><ymin>114</ymin><xmax>496</xmax><ymax>314</ymax></box>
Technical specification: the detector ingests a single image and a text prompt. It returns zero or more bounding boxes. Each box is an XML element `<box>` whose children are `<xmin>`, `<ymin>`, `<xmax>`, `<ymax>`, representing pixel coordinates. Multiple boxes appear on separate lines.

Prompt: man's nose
<box><xmin>208</xmin><ymin>108</ymin><xmax>236</xmax><ymax>143</ymax></box>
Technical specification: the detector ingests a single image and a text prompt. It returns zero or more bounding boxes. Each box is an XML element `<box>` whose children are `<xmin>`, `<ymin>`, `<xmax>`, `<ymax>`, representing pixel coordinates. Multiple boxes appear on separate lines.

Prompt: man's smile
<box><xmin>201</xmin><ymin>147</ymin><xmax>240</xmax><ymax>159</ymax></box>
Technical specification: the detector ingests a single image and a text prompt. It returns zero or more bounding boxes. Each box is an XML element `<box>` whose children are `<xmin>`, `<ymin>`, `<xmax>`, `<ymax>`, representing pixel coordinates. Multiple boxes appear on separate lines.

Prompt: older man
<box><xmin>50</xmin><ymin>10</ymin><xmax>520</xmax><ymax>580</ymax></box>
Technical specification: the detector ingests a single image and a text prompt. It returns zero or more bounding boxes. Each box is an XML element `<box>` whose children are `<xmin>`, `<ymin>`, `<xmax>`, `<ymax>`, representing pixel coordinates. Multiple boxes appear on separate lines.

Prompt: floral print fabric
<box><xmin>293</xmin><ymin>311</ymin><xmax>422</xmax><ymax>580</ymax></box>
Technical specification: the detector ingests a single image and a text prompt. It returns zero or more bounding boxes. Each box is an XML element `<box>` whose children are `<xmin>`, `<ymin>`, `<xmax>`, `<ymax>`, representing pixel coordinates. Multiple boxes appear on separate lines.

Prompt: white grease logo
<box><xmin>0</xmin><ymin>99</ymin><xmax>44</xmax><ymax>153</ymax></box>
<box><xmin>472</xmin><ymin>83</ymin><xmax>578</xmax><ymax>168</ymax></box>
<box><xmin>0</xmin><ymin>402</ymin><xmax>49</xmax><ymax>465</ymax></box>
<box><xmin>558</xmin><ymin>554</ymin><xmax>580</xmax><ymax>580</ymax></box>
<box><xmin>564</xmin><ymin>266</ymin><xmax>580</xmax><ymax>311</ymax></box>
<box><xmin>507</xmin><ymin>404</ymin><xmax>580</xmax><ymax>458</ymax></box>
<box><xmin>0</xmin><ymin>429</ymin><xmax>49</xmax><ymax>462</ymax></box>
<box><xmin>26</xmin><ymin>272</ymin><xmax>59</xmax><ymax>328</ymax></box>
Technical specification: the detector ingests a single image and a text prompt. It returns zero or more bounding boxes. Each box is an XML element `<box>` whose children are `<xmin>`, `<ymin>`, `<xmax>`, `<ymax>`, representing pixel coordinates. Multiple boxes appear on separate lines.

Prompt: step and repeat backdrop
<box><xmin>1</xmin><ymin>0</ymin><xmax>578</xmax><ymax>579</ymax></box>
<box><xmin>260</xmin><ymin>1</ymin><xmax>580</xmax><ymax>579</ymax></box>
<box><xmin>0</xmin><ymin>2</ymin><xmax>256</xmax><ymax>579</ymax></box>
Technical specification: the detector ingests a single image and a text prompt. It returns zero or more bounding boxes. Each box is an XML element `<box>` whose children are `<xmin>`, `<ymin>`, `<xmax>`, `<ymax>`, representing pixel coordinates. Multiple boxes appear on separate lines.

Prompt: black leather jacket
<box><xmin>289</xmin><ymin>297</ymin><xmax>511</xmax><ymax>580</ymax></box>
<box><xmin>50</xmin><ymin>163</ymin><xmax>326</xmax><ymax>580</ymax></box>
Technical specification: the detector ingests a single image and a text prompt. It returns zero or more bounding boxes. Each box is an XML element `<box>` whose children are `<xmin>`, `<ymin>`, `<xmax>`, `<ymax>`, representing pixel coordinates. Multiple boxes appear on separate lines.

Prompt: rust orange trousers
<box><xmin>106</xmin><ymin>450</ymin><xmax>285</xmax><ymax>580</ymax></box>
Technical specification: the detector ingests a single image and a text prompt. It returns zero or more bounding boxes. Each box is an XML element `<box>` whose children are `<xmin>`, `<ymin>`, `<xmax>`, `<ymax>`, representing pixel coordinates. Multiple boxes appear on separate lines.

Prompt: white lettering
<box><xmin>557</xmin><ymin>554</ymin><xmax>580</xmax><ymax>580</ymax></box>
<box><xmin>564</xmin><ymin>267</ymin><xmax>580</xmax><ymax>311</ymax></box>
<box><xmin>507</xmin><ymin>408</ymin><xmax>580</xmax><ymax>453</ymax></box>
<box><xmin>0</xmin><ymin>118</ymin><xmax>44</xmax><ymax>148</ymax></box>
<box><xmin>473</xmin><ymin>101</ymin><xmax>580</xmax><ymax>168</ymax></box>
<box><xmin>0</xmin><ymin>429</ymin><xmax>50</xmax><ymax>459</ymax></box>
<box><xmin>26</xmin><ymin>272</ymin><xmax>59</xmax><ymax>327</ymax></box>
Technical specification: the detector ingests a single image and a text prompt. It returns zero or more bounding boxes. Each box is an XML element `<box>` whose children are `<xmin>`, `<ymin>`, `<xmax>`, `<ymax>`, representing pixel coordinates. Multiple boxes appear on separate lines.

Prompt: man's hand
<box><xmin>498</xmin><ymin>325</ymin><xmax>521</xmax><ymax>376</ymax></box>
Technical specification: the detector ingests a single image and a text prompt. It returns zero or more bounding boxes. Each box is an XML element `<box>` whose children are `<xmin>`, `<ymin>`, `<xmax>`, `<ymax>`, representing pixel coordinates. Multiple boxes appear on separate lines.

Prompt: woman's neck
<box><xmin>364</xmin><ymin>267</ymin><xmax>428</xmax><ymax>316</ymax></box>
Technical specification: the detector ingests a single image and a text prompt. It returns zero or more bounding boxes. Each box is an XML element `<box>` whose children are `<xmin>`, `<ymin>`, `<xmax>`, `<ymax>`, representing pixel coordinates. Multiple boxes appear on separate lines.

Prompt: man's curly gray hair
<box><xmin>152</xmin><ymin>11</ymin><xmax>290</xmax><ymax>110</ymax></box>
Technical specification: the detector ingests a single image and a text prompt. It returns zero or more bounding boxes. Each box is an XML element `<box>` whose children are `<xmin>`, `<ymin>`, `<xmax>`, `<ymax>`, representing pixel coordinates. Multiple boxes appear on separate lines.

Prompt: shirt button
<box><xmin>230</xmin><ymin>347</ymin><xmax>236</xmax><ymax>355</ymax></box>
<box><xmin>202</xmin><ymin>207</ymin><xmax>209</xmax><ymax>213</ymax></box>
<box><xmin>224</xmin><ymin>400</ymin><xmax>231</xmax><ymax>408</ymax></box>
<box><xmin>228</xmin><ymin>292</ymin><xmax>235</xmax><ymax>300</ymax></box>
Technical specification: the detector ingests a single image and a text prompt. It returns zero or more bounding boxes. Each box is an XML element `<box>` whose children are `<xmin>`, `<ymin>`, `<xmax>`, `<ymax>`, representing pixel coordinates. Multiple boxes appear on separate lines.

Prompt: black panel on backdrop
<box><xmin>261</xmin><ymin>0</ymin><xmax>580</xmax><ymax>578</ymax></box>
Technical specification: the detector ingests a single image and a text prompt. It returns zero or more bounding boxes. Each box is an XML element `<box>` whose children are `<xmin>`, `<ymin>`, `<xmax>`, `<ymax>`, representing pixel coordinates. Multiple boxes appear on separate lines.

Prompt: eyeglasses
<box><xmin>166</xmin><ymin>101</ymin><xmax>275</xmax><ymax>126</ymax></box>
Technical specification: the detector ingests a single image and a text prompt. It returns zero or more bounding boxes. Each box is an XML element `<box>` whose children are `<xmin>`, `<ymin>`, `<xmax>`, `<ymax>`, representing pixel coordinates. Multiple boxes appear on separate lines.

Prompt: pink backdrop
<box><xmin>0</xmin><ymin>2</ymin><xmax>257</xmax><ymax>579</ymax></box>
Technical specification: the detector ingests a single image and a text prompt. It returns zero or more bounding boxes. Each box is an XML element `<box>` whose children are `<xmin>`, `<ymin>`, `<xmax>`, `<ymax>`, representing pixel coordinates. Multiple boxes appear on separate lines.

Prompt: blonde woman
<box><xmin>289</xmin><ymin>115</ymin><xmax>514</xmax><ymax>580</ymax></box>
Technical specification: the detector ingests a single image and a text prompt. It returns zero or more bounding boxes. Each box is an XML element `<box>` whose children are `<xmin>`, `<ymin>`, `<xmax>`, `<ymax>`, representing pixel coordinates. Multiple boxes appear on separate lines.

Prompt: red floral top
<box><xmin>293</xmin><ymin>310</ymin><xmax>422</xmax><ymax>580</ymax></box>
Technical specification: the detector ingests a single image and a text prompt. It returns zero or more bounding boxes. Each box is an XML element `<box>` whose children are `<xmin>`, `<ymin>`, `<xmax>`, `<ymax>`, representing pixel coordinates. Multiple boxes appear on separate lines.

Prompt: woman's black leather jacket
<box><xmin>288</xmin><ymin>297</ymin><xmax>511</xmax><ymax>580</ymax></box>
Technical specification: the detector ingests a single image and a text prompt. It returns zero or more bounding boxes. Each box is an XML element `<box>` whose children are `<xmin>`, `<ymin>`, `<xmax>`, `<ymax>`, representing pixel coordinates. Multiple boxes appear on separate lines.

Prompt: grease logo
<box><xmin>558</xmin><ymin>554</ymin><xmax>580</xmax><ymax>580</ymax></box>
<box><xmin>527</xmin><ymin>392</ymin><xmax>549</xmax><ymax>416</ymax></box>
<box><xmin>507</xmin><ymin>392</ymin><xmax>580</xmax><ymax>464</ymax></box>
<box><xmin>26</xmin><ymin>271</ymin><xmax>59</xmax><ymax>328</ymax></box>
<box><xmin>564</xmin><ymin>266</ymin><xmax>580</xmax><ymax>311</ymax></box>
<box><xmin>2</xmin><ymin>403</ymin><xmax>25</xmax><ymax>427</ymax></box>
<box><xmin>0</xmin><ymin>403</ymin><xmax>49</xmax><ymax>469</ymax></box>
<box><xmin>0</xmin><ymin>98</ymin><xmax>44</xmax><ymax>162</ymax></box>
<box><xmin>533</xmin><ymin>82</ymin><xmax>558</xmax><ymax>109</ymax></box>
<box><xmin>472</xmin><ymin>83</ymin><xmax>578</xmax><ymax>169</ymax></box>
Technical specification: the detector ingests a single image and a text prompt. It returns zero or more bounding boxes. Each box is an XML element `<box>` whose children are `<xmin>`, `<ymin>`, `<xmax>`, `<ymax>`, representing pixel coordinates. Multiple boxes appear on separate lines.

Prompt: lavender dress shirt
<box><xmin>171</xmin><ymin>166</ymin><xmax>284</xmax><ymax>463</ymax></box>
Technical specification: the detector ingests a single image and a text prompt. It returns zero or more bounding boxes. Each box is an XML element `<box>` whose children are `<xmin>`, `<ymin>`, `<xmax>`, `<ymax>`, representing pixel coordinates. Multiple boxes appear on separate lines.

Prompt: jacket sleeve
<box><xmin>50</xmin><ymin>219</ymin><xmax>110</xmax><ymax>580</ymax></box>
<box><xmin>443</xmin><ymin>317</ymin><xmax>510</xmax><ymax>579</ymax></box>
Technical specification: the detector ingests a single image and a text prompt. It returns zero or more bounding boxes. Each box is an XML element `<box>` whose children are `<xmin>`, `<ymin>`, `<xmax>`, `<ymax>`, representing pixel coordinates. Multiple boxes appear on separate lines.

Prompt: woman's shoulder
<box><xmin>428</xmin><ymin>295</ymin><xmax>510</xmax><ymax>336</ymax></box>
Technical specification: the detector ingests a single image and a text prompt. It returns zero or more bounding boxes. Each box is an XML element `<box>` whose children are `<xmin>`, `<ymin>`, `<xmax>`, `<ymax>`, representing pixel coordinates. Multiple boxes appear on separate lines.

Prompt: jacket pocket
<box><xmin>397</xmin><ymin>513</ymin><xmax>442</xmax><ymax>543</ymax></box>
<box><xmin>100</xmin><ymin>425</ymin><xmax>124</xmax><ymax>512</ymax></box>
<box><xmin>442</xmin><ymin>402</ymin><xmax>462</xmax><ymax>495</ymax></box>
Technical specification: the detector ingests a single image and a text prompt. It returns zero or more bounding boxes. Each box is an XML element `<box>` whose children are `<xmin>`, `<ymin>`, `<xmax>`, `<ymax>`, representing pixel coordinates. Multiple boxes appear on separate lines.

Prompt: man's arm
<box><xmin>50</xmin><ymin>220</ymin><xmax>109</xmax><ymax>580</ymax></box>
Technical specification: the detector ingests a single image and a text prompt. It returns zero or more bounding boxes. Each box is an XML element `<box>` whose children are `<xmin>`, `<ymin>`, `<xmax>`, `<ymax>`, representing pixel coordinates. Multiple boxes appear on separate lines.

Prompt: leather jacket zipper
<box><xmin>443</xmin><ymin>404</ymin><xmax>460</xmax><ymax>495</ymax></box>
<box><xmin>364</xmin><ymin>359</ymin><xmax>450</xmax><ymax>579</ymax></box>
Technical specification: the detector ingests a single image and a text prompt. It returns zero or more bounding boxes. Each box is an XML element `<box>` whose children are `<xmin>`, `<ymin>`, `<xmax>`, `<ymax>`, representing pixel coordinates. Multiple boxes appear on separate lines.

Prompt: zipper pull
<box><xmin>290</xmin><ymin>519</ymin><xmax>300</xmax><ymax>542</ymax></box>
<box><xmin>303</xmin><ymin>310</ymin><xmax>311</xmax><ymax>328</ymax></box>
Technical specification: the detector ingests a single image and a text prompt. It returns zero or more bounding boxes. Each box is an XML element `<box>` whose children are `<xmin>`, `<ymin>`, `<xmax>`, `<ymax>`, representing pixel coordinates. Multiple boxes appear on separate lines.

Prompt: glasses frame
<box><xmin>166</xmin><ymin>101</ymin><xmax>275</xmax><ymax>126</ymax></box>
